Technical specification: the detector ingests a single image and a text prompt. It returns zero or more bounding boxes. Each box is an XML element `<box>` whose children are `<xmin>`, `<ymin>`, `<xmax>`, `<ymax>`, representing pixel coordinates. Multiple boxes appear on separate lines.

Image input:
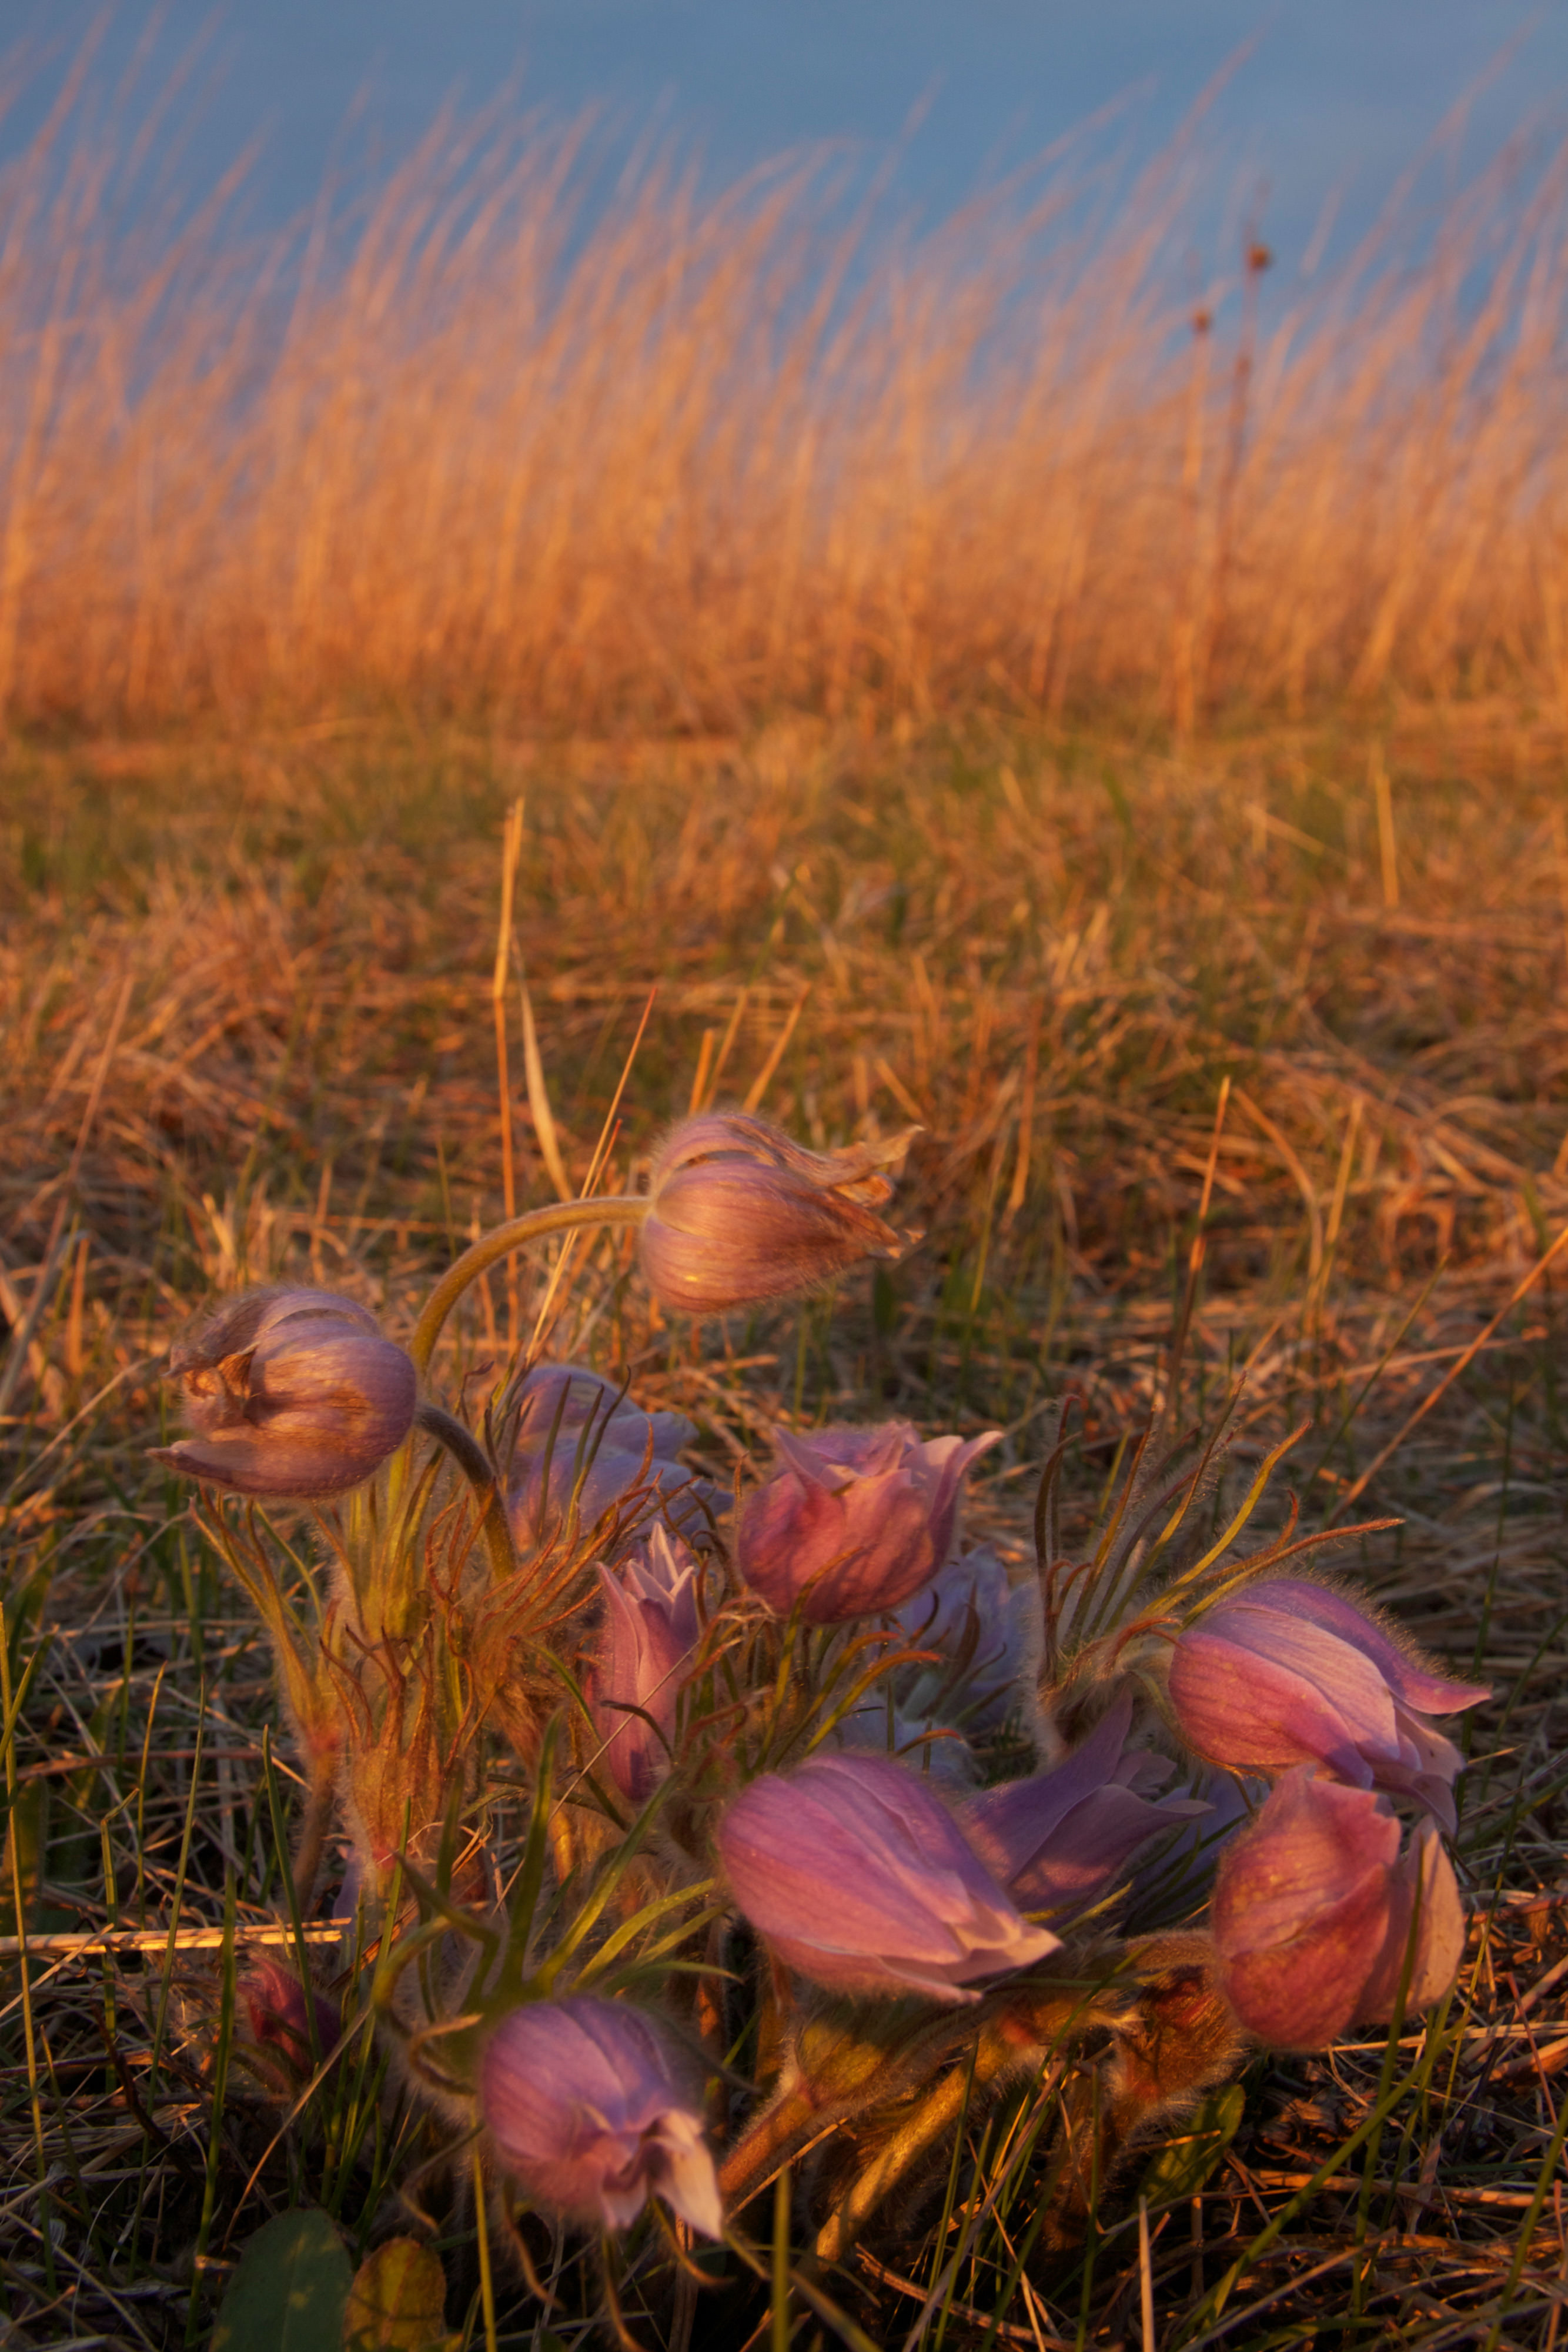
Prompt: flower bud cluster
<box><xmin>152</xmin><ymin>1105</ymin><xmax>1496</xmax><ymax>2296</ymax></box>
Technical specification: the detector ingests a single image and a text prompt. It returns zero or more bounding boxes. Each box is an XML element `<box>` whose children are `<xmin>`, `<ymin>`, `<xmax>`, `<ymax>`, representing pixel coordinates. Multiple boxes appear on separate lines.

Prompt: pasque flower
<box><xmin>960</xmin><ymin>1690</ymin><xmax>1210</xmax><ymax>1920</ymax></box>
<box><xmin>831</xmin><ymin>1548</ymin><xmax>1044</xmax><ymax>1787</ymax></box>
<box><xmin>892</xmin><ymin>1545</ymin><xmax>1045</xmax><ymax>1737</ymax></box>
<box><xmin>1167</xmin><ymin>1576</ymin><xmax>1489</xmax><ymax>1832</ymax></box>
<box><xmin>152</xmin><ymin>1287</ymin><xmax>417</xmax><ymax>1499</ymax></box>
<box><xmin>1125</xmin><ymin>1765</ymin><xmax>1259</xmax><ymax>1927</ymax></box>
<box><xmin>717</xmin><ymin>1752</ymin><xmax>1059</xmax><ymax>2001</ymax></box>
<box><xmin>830</xmin><ymin>1695</ymin><xmax>981</xmax><ymax>1788</ymax></box>
<box><xmin>506</xmin><ymin>1362</ymin><xmax>723</xmax><ymax>1547</ymax></box>
<box><xmin>479</xmin><ymin>1996</ymin><xmax>722</xmax><ymax>2236</ymax></box>
<box><xmin>589</xmin><ymin>1526</ymin><xmax>702</xmax><ymax>1805</ymax></box>
<box><xmin>737</xmin><ymin>1421</ymin><xmax>1001</xmax><ymax>1624</ymax></box>
<box><xmin>1212</xmin><ymin>1766</ymin><xmax>1467</xmax><ymax>2049</ymax></box>
<box><xmin>640</xmin><ymin>1111</ymin><xmax>915</xmax><ymax>1315</ymax></box>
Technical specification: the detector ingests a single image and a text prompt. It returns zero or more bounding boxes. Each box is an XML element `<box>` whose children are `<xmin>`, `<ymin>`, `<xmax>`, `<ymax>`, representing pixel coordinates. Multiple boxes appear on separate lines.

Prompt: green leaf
<box><xmin>212</xmin><ymin>2210</ymin><xmax>353</xmax><ymax>2352</ymax></box>
<box><xmin>343</xmin><ymin>2237</ymin><xmax>453</xmax><ymax>2351</ymax></box>
<box><xmin>1139</xmin><ymin>2082</ymin><xmax>1246</xmax><ymax>2207</ymax></box>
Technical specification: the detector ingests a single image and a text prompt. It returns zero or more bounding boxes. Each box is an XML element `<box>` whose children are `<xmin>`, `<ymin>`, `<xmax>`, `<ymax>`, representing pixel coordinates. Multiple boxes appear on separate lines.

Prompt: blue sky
<box><xmin>8</xmin><ymin>4</ymin><xmax>1568</xmax><ymax>269</ymax></box>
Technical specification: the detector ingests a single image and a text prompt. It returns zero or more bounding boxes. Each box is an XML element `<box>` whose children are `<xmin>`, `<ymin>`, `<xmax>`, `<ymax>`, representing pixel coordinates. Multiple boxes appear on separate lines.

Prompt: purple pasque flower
<box><xmin>737</xmin><ymin>1421</ymin><xmax>1001</xmax><ymax>1625</ymax></box>
<box><xmin>716</xmin><ymin>1752</ymin><xmax>1059</xmax><ymax>2002</ymax></box>
<box><xmin>640</xmin><ymin>1111</ymin><xmax>914</xmax><ymax>1316</ymax></box>
<box><xmin>152</xmin><ymin>1287</ymin><xmax>417</xmax><ymax>1499</ymax></box>
<box><xmin>588</xmin><ymin>1526</ymin><xmax>703</xmax><ymax>1805</ymax></box>
<box><xmin>892</xmin><ymin>1545</ymin><xmax>1044</xmax><ymax>1738</ymax></box>
<box><xmin>959</xmin><ymin>1690</ymin><xmax>1210</xmax><ymax>1920</ymax></box>
<box><xmin>506</xmin><ymin>1362</ymin><xmax>723</xmax><ymax>1548</ymax></box>
<box><xmin>1125</xmin><ymin>1764</ymin><xmax>1260</xmax><ymax>1927</ymax></box>
<box><xmin>830</xmin><ymin>1692</ymin><xmax>981</xmax><ymax>1789</ymax></box>
<box><xmin>1212</xmin><ymin>1766</ymin><xmax>1467</xmax><ymax>2050</ymax></box>
<box><xmin>479</xmin><ymin>1995</ymin><xmax>722</xmax><ymax>2237</ymax></box>
<box><xmin>1167</xmin><ymin>1575</ymin><xmax>1489</xmax><ymax>1833</ymax></box>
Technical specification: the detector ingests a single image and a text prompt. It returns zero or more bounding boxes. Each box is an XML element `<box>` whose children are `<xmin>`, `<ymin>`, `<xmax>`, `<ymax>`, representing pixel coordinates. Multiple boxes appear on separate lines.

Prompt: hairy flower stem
<box><xmin>719</xmin><ymin>1992</ymin><xmax>1072</xmax><ymax>2217</ymax></box>
<box><xmin>718</xmin><ymin>1984</ymin><xmax>1116</xmax><ymax>2266</ymax></box>
<box><xmin>717</xmin><ymin>2082</ymin><xmax>840</xmax><ymax>2210</ymax></box>
<box><xmin>812</xmin><ymin>2027</ymin><xmax>1017</xmax><ymax>2264</ymax></box>
<box><xmin>291</xmin><ymin>1742</ymin><xmax>342</xmax><ymax>1916</ymax></box>
<box><xmin>414</xmin><ymin>1401</ymin><xmax>517</xmax><ymax>1584</ymax></box>
<box><xmin>410</xmin><ymin>1197</ymin><xmax>648</xmax><ymax>1372</ymax></box>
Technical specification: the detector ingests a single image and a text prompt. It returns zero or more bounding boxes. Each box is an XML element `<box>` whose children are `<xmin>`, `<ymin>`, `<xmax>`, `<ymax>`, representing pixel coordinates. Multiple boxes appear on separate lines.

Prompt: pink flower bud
<box><xmin>505</xmin><ymin>1362</ymin><xmax>723</xmax><ymax>1548</ymax></box>
<box><xmin>241</xmin><ymin>1956</ymin><xmax>342</xmax><ymax>2077</ymax></box>
<box><xmin>152</xmin><ymin>1287</ymin><xmax>417</xmax><ymax>1499</ymax></box>
<box><xmin>716</xmin><ymin>1752</ymin><xmax>1059</xmax><ymax>2002</ymax></box>
<box><xmin>640</xmin><ymin>1112</ymin><xmax>915</xmax><ymax>1316</ymax></box>
<box><xmin>959</xmin><ymin>1690</ymin><xmax>1210</xmax><ymax>1920</ymax></box>
<box><xmin>1168</xmin><ymin>1576</ymin><xmax>1489</xmax><ymax>1833</ymax></box>
<box><xmin>479</xmin><ymin>1996</ymin><xmax>722</xmax><ymax>2237</ymax></box>
<box><xmin>589</xmin><ymin>1526</ymin><xmax>703</xmax><ymax>1804</ymax></box>
<box><xmin>1212</xmin><ymin>1768</ymin><xmax>1467</xmax><ymax>2049</ymax></box>
<box><xmin>737</xmin><ymin>1422</ymin><xmax>1001</xmax><ymax>1624</ymax></box>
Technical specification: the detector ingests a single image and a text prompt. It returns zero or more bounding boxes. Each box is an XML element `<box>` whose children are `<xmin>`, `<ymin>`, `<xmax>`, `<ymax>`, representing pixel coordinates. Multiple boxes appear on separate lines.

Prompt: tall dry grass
<box><xmin>1</xmin><ymin>56</ymin><xmax>1568</xmax><ymax>733</ymax></box>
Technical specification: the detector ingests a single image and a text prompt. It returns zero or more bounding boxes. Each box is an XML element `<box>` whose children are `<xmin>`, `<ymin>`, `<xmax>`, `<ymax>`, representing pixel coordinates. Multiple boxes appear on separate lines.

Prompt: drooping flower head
<box><xmin>589</xmin><ymin>1526</ymin><xmax>703</xmax><ymax>1805</ymax></box>
<box><xmin>640</xmin><ymin>1111</ymin><xmax>915</xmax><ymax>1317</ymax></box>
<box><xmin>960</xmin><ymin>1689</ymin><xmax>1210</xmax><ymax>1921</ymax></box>
<box><xmin>504</xmin><ymin>1362</ymin><xmax>724</xmax><ymax>1549</ymax></box>
<box><xmin>716</xmin><ymin>1752</ymin><xmax>1059</xmax><ymax>2002</ymax></box>
<box><xmin>1168</xmin><ymin>1576</ymin><xmax>1489</xmax><ymax>1832</ymax></box>
<box><xmin>152</xmin><ymin>1287</ymin><xmax>417</xmax><ymax>1498</ymax></box>
<box><xmin>737</xmin><ymin>1421</ymin><xmax>1001</xmax><ymax>1624</ymax></box>
<box><xmin>1212</xmin><ymin>1766</ymin><xmax>1467</xmax><ymax>2049</ymax></box>
<box><xmin>479</xmin><ymin>1996</ymin><xmax>722</xmax><ymax>2237</ymax></box>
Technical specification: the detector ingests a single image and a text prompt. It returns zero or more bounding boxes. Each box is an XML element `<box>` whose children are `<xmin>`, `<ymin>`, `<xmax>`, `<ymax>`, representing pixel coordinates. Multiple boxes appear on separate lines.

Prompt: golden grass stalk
<box><xmin>0</xmin><ymin>66</ymin><xmax>1566</xmax><ymax>733</ymax></box>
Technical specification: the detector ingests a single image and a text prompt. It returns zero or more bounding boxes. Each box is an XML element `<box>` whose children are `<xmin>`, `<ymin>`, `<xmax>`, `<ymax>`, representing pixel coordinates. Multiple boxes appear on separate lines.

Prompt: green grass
<box><xmin>1</xmin><ymin>710</ymin><xmax>1566</xmax><ymax>2346</ymax></box>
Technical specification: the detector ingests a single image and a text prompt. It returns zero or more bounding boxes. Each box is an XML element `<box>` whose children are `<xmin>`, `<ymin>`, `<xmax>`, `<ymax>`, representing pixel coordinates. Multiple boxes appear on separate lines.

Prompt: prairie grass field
<box><xmin>2</xmin><ymin>707</ymin><xmax>1567</xmax><ymax>2348</ymax></box>
<box><xmin>1</xmin><ymin>45</ymin><xmax>1568</xmax><ymax>2351</ymax></box>
<box><xmin>2</xmin><ymin>58</ymin><xmax>1568</xmax><ymax>738</ymax></box>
